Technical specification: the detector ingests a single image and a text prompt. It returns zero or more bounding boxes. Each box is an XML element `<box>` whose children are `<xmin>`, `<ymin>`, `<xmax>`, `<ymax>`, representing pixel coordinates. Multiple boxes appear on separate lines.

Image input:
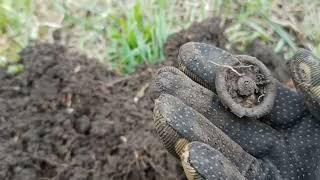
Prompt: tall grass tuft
<box><xmin>108</xmin><ymin>1</ymin><xmax>170</xmax><ymax>73</ymax></box>
<box><xmin>0</xmin><ymin>0</ymin><xmax>35</xmax><ymax>73</ymax></box>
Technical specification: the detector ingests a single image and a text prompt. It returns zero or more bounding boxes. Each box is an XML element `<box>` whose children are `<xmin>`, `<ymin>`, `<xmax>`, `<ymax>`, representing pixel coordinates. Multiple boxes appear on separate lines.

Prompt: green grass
<box><xmin>48</xmin><ymin>0</ymin><xmax>183</xmax><ymax>73</ymax></box>
<box><xmin>0</xmin><ymin>0</ymin><xmax>319</xmax><ymax>74</ymax></box>
<box><xmin>107</xmin><ymin>1</ymin><xmax>170</xmax><ymax>73</ymax></box>
<box><xmin>213</xmin><ymin>0</ymin><xmax>320</xmax><ymax>58</ymax></box>
<box><xmin>0</xmin><ymin>0</ymin><xmax>34</xmax><ymax>74</ymax></box>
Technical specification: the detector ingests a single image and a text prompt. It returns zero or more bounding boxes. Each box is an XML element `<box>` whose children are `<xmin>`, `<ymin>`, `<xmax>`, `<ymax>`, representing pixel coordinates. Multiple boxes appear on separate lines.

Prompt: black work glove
<box><xmin>150</xmin><ymin>42</ymin><xmax>320</xmax><ymax>180</ymax></box>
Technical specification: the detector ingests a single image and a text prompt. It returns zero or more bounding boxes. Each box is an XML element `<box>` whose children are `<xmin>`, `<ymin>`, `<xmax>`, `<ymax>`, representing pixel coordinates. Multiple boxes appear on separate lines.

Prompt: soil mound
<box><xmin>246</xmin><ymin>40</ymin><xmax>290</xmax><ymax>83</ymax></box>
<box><xmin>0</xmin><ymin>43</ymin><xmax>184</xmax><ymax>180</ymax></box>
<box><xmin>164</xmin><ymin>17</ymin><xmax>228</xmax><ymax>66</ymax></box>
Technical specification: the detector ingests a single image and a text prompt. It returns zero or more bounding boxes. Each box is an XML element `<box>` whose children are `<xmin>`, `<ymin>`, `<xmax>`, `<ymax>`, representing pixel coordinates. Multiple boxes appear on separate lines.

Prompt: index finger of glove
<box><xmin>154</xmin><ymin>93</ymin><xmax>257</xmax><ymax>174</ymax></box>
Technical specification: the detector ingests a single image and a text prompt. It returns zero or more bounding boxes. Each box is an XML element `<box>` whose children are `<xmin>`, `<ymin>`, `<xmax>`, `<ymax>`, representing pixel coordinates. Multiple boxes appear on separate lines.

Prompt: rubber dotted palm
<box><xmin>150</xmin><ymin>42</ymin><xmax>320</xmax><ymax>180</ymax></box>
<box><xmin>289</xmin><ymin>49</ymin><xmax>320</xmax><ymax>121</ymax></box>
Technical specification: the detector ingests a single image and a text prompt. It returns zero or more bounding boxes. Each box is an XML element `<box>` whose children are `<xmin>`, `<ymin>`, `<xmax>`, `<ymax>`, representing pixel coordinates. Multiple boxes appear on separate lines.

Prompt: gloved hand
<box><xmin>150</xmin><ymin>42</ymin><xmax>320</xmax><ymax>180</ymax></box>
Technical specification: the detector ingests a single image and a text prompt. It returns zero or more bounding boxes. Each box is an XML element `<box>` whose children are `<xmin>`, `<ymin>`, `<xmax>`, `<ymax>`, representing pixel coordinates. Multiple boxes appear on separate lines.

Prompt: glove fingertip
<box><xmin>149</xmin><ymin>66</ymin><xmax>183</xmax><ymax>101</ymax></box>
<box><xmin>180</xmin><ymin>142</ymin><xmax>206</xmax><ymax>180</ymax></box>
<box><xmin>182</xmin><ymin>141</ymin><xmax>245</xmax><ymax>180</ymax></box>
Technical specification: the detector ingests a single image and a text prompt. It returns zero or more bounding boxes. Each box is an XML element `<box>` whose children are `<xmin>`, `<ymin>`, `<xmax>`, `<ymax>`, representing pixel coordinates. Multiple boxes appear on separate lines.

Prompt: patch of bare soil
<box><xmin>0</xmin><ymin>43</ymin><xmax>184</xmax><ymax>180</ymax></box>
<box><xmin>246</xmin><ymin>40</ymin><xmax>290</xmax><ymax>83</ymax></box>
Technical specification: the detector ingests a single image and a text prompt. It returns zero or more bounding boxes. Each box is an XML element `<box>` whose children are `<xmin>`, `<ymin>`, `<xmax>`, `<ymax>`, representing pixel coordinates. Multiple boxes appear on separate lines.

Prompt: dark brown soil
<box><xmin>226</xmin><ymin>67</ymin><xmax>264</xmax><ymax>108</ymax></box>
<box><xmin>0</xmin><ymin>17</ymin><xmax>291</xmax><ymax>180</ymax></box>
<box><xmin>223</xmin><ymin>61</ymin><xmax>268</xmax><ymax>108</ymax></box>
<box><xmin>164</xmin><ymin>17</ymin><xmax>228</xmax><ymax>66</ymax></box>
<box><xmin>246</xmin><ymin>40</ymin><xmax>290</xmax><ymax>83</ymax></box>
<box><xmin>0</xmin><ymin>43</ymin><xmax>184</xmax><ymax>180</ymax></box>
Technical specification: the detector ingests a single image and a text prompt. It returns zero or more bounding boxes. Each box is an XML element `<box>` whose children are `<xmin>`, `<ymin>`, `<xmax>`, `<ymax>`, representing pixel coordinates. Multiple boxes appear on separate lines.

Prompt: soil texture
<box><xmin>246</xmin><ymin>40</ymin><xmax>290</xmax><ymax>83</ymax></box>
<box><xmin>0</xmin><ymin>43</ymin><xmax>184</xmax><ymax>180</ymax></box>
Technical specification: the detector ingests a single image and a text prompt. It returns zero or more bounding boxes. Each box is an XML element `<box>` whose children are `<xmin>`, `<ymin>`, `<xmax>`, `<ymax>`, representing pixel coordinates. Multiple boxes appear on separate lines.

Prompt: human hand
<box><xmin>150</xmin><ymin>42</ymin><xmax>320</xmax><ymax>179</ymax></box>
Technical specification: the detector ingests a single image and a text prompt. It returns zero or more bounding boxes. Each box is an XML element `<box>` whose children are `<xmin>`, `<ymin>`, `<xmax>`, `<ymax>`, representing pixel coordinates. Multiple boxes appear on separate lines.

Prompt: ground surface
<box><xmin>0</xmin><ymin>17</ymin><xmax>289</xmax><ymax>180</ymax></box>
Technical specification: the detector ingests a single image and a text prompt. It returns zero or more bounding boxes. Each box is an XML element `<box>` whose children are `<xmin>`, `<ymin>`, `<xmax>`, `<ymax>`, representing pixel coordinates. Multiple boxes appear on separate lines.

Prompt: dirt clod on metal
<box><xmin>224</xmin><ymin>62</ymin><xmax>269</xmax><ymax>108</ymax></box>
<box><xmin>216</xmin><ymin>55</ymin><xmax>277</xmax><ymax>118</ymax></box>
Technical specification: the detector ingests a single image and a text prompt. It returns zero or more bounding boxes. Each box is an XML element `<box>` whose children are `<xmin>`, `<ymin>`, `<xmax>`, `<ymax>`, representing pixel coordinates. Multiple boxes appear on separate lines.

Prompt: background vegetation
<box><xmin>0</xmin><ymin>0</ymin><xmax>319</xmax><ymax>74</ymax></box>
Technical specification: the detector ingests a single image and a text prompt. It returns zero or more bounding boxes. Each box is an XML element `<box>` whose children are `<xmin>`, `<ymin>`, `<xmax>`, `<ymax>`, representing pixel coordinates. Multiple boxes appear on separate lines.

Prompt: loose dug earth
<box><xmin>0</xmin><ymin>43</ymin><xmax>184</xmax><ymax>180</ymax></box>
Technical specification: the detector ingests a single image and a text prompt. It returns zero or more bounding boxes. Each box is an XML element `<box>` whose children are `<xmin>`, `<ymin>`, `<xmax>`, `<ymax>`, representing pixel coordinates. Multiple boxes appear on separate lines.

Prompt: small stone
<box><xmin>75</xmin><ymin>115</ymin><xmax>91</xmax><ymax>134</ymax></box>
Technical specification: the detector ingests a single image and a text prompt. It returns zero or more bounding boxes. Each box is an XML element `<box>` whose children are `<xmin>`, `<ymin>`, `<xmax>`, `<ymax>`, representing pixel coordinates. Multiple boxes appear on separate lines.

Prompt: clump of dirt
<box><xmin>224</xmin><ymin>63</ymin><xmax>268</xmax><ymax>108</ymax></box>
<box><xmin>215</xmin><ymin>55</ymin><xmax>276</xmax><ymax>118</ymax></box>
<box><xmin>164</xmin><ymin>17</ymin><xmax>228</xmax><ymax>66</ymax></box>
<box><xmin>0</xmin><ymin>43</ymin><xmax>184</xmax><ymax>180</ymax></box>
